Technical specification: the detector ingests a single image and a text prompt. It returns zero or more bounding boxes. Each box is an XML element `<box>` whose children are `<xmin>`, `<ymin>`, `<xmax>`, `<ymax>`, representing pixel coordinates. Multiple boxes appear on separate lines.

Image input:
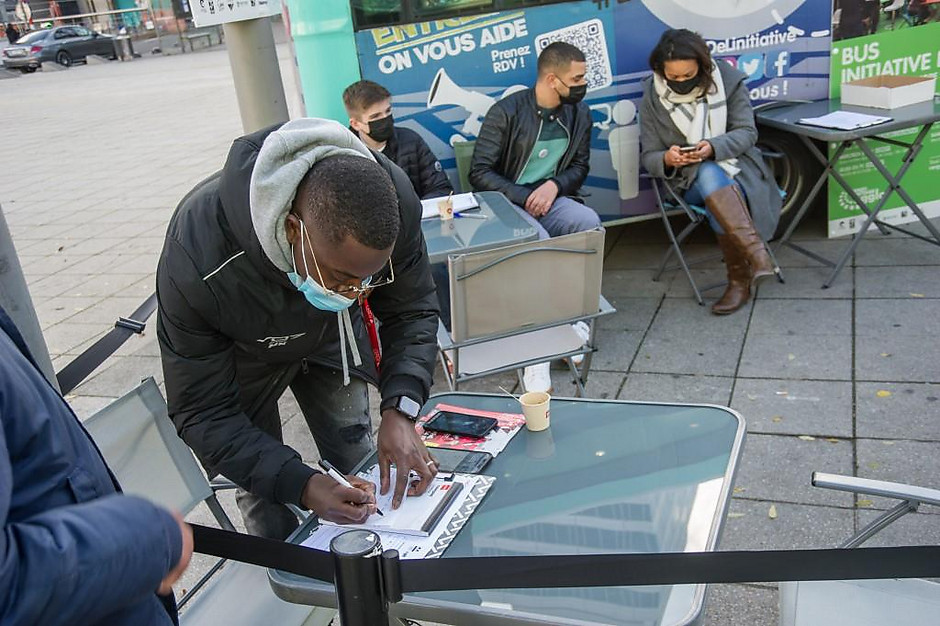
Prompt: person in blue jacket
<box><xmin>0</xmin><ymin>305</ymin><xmax>192</xmax><ymax>626</ymax></box>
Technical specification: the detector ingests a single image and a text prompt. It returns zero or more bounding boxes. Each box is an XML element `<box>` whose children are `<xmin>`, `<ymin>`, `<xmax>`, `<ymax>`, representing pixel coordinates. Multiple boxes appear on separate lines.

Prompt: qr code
<box><xmin>534</xmin><ymin>19</ymin><xmax>613</xmax><ymax>92</ymax></box>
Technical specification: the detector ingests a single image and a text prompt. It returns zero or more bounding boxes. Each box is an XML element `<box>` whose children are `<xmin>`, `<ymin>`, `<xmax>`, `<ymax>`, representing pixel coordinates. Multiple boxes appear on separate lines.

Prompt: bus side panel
<box><xmin>353</xmin><ymin>1</ymin><xmax>831</xmax><ymax>225</ymax></box>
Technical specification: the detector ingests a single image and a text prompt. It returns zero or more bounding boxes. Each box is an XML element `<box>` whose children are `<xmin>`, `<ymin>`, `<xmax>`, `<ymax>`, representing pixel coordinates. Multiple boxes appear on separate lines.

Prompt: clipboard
<box><xmin>321</xmin><ymin>466</ymin><xmax>467</xmax><ymax>537</ymax></box>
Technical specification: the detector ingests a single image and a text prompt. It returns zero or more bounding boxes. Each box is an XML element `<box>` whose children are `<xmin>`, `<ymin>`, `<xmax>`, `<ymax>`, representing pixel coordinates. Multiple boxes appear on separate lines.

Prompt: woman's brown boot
<box><xmin>705</xmin><ymin>185</ymin><xmax>775</xmax><ymax>288</ymax></box>
<box><xmin>712</xmin><ymin>234</ymin><xmax>751</xmax><ymax>315</ymax></box>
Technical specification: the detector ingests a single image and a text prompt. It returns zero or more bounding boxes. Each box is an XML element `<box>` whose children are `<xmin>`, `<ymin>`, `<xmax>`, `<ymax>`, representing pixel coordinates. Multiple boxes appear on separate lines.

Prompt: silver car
<box><xmin>2</xmin><ymin>26</ymin><xmax>116</xmax><ymax>72</ymax></box>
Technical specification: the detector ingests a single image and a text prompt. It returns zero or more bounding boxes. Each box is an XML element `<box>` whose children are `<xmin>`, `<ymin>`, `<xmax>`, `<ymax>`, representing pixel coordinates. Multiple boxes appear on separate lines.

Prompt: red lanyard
<box><xmin>360</xmin><ymin>297</ymin><xmax>381</xmax><ymax>373</ymax></box>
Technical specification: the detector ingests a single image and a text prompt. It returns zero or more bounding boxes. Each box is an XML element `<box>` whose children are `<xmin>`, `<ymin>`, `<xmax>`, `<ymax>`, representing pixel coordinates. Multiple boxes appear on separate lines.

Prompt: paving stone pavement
<box><xmin>2</xmin><ymin>39</ymin><xmax>939</xmax><ymax>626</ymax></box>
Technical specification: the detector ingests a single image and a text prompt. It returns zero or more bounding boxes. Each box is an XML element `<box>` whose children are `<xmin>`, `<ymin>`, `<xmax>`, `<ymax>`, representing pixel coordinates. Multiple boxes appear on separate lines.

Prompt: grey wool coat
<box><xmin>639</xmin><ymin>61</ymin><xmax>781</xmax><ymax>240</ymax></box>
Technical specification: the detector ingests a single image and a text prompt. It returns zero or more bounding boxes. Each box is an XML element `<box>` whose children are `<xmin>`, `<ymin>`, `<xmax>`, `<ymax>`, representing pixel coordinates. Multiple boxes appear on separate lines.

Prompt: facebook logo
<box><xmin>737</xmin><ymin>53</ymin><xmax>764</xmax><ymax>82</ymax></box>
<box><xmin>765</xmin><ymin>50</ymin><xmax>791</xmax><ymax>78</ymax></box>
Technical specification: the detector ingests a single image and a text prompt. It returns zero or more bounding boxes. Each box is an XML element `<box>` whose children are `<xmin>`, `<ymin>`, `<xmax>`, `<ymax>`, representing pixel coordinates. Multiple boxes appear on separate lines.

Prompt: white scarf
<box><xmin>653</xmin><ymin>63</ymin><xmax>740</xmax><ymax>178</ymax></box>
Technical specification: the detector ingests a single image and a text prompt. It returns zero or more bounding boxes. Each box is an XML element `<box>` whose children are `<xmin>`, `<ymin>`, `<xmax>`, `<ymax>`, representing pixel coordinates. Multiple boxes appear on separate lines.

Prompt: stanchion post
<box><xmin>331</xmin><ymin>530</ymin><xmax>390</xmax><ymax>626</ymax></box>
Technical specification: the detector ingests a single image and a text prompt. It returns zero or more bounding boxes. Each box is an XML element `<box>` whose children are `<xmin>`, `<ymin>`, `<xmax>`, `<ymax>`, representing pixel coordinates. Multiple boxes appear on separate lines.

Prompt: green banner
<box><xmin>827</xmin><ymin>21</ymin><xmax>940</xmax><ymax>238</ymax></box>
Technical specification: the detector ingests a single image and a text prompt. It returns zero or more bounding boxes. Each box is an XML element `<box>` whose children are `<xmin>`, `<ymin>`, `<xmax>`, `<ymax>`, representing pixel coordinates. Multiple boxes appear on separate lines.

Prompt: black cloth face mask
<box><xmin>666</xmin><ymin>74</ymin><xmax>702</xmax><ymax>95</ymax></box>
<box><xmin>367</xmin><ymin>115</ymin><xmax>394</xmax><ymax>142</ymax></box>
<box><xmin>557</xmin><ymin>80</ymin><xmax>587</xmax><ymax>105</ymax></box>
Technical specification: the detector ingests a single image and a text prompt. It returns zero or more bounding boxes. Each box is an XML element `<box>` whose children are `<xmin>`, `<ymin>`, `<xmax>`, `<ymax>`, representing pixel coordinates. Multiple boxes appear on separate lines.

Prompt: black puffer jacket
<box><xmin>156</xmin><ymin>124</ymin><xmax>439</xmax><ymax>507</ymax></box>
<box><xmin>383</xmin><ymin>126</ymin><xmax>453</xmax><ymax>199</ymax></box>
<box><xmin>468</xmin><ymin>87</ymin><xmax>592</xmax><ymax>207</ymax></box>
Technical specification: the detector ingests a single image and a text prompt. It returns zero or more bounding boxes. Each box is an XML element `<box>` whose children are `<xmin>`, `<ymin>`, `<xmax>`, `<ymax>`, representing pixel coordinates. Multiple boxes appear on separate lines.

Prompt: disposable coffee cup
<box><xmin>519</xmin><ymin>391</ymin><xmax>551</xmax><ymax>432</ymax></box>
<box><xmin>438</xmin><ymin>196</ymin><xmax>454</xmax><ymax>221</ymax></box>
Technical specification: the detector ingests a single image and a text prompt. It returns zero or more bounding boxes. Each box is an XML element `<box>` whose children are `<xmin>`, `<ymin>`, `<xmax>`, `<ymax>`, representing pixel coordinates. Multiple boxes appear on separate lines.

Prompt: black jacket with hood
<box><xmin>156</xmin><ymin>119</ymin><xmax>439</xmax><ymax>508</ymax></box>
<box><xmin>468</xmin><ymin>87</ymin><xmax>592</xmax><ymax>207</ymax></box>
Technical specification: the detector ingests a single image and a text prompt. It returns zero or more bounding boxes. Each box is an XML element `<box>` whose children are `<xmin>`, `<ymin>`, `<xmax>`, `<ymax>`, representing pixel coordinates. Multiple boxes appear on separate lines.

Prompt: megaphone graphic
<box><xmin>427</xmin><ymin>68</ymin><xmax>497</xmax><ymax>138</ymax></box>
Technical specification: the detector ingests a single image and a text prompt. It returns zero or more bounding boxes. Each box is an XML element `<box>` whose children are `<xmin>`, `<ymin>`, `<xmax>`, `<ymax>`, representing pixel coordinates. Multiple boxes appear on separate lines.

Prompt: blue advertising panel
<box><xmin>355</xmin><ymin>0</ymin><xmax>832</xmax><ymax>223</ymax></box>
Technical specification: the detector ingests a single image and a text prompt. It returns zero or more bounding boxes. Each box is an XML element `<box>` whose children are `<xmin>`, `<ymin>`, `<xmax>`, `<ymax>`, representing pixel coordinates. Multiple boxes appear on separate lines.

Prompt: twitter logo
<box><xmin>738</xmin><ymin>53</ymin><xmax>764</xmax><ymax>82</ymax></box>
<box><xmin>765</xmin><ymin>49</ymin><xmax>791</xmax><ymax>78</ymax></box>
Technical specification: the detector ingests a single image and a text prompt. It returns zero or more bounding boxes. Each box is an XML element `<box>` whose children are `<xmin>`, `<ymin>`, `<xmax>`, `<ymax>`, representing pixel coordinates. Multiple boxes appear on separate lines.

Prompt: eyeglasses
<box><xmin>299</xmin><ymin>219</ymin><xmax>395</xmax><ymax>297</ymax></box>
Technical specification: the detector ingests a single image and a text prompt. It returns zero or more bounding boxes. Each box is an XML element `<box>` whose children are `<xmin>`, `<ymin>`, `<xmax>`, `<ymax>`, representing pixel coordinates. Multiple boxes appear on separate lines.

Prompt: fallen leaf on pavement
<box><xmin>733</xmin><ymin>487</ymin><xmax>746</xmax><ymax>494</ymax></box>
<box><xmin>798</xmin><ymin>435</ymin><xmax>816</xmax><ymax>441</ymax></box>
<box><xmin>772</xmin><ymin>416</ymin><xmax>783</xmax><ymax>423</ymax></box>
<box><xmin>768</xmin><ymin>505</ymin><xmax>778</xmax><ymax>519</ymax></box>
<box><xmin>787</xmin><ymin>354</ymin><xmax>796</xmax><ymax>361</ymax></box>
<box><xmin>876</xmin><ymin>390</ymin><xmax>892</xmax><ymax>398</ymax></box>
<box><xmin>857</xmin><ymin>499</ymin><xmax>873</xmax><ymax>507</ymax></box>
<box><xmin>728</xmin><ymin>513</ymin><xmax>745</xmax><ymax>519</ymax></box>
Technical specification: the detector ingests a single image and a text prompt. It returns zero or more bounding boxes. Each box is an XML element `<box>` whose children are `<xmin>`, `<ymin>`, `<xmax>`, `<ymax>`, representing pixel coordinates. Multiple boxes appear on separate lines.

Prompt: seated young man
<box><xmin>468</xmin><ymin>41</ymin><xmax>602</xmax><ymax>239</ymax></box>
<box><xmin>344</xmin><ymin>80</ymin><xmax>454</xmax><ymax>199</ymax></box>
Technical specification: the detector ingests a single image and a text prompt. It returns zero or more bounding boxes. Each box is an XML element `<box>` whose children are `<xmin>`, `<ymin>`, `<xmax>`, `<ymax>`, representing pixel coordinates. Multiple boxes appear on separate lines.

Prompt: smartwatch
<box><xmin>381</xmin><ymin>395</ymin><xmax>421</xmax><ymax>420</ymax></box>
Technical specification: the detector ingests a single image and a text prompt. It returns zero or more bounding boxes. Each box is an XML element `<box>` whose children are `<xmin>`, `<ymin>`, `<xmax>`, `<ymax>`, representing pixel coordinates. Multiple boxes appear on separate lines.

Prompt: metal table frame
<box><xmin>269</xmin><ymin>392</ymin><xmax>746</xmax><ymax>626</ymax></box>
<box><xmin>756</xmin><ymin>99</ymin><xmax>940</xmax><ymax>288</ymax></box>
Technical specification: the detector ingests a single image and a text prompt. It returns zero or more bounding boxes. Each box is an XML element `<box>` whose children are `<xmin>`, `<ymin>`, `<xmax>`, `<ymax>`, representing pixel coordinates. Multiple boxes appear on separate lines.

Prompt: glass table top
<box><xmin>271</xmin><ymin>393</ymin><xmax>744</xmax><ymax>626</ymax></box>
<box><xmin>422</xmin><ymin>191</ymin><xmax>540</xmax><ymax>264</ymax></box>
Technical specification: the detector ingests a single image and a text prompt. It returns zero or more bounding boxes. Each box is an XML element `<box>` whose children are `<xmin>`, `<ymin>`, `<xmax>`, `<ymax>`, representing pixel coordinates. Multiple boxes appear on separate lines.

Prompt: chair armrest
<box><xmin>812</xmin><ymin>472</ymin><xmax>940</xmax><ymax>508</ymax></box>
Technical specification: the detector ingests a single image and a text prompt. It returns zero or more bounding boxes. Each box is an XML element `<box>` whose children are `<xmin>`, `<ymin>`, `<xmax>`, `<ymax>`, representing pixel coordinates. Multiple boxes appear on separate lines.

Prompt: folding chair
<box><xmin>437</xmin><ymin>229</ymin><xmax>615</xmax><ymax>396</ymax></box>
<box><xmin>82</xmin><ymin>377</ymin><xmax>332</xmax><ymax>625</ymax></box>
<box><xmin>649</xmin><ymin>173</ymin><xmax>785</xmax><ymax>306</ymax></box>
<box><xmin>779</xmin><ymin>472</ymin><xmax>940</xmax><ymax>625</ymax></box>
<box><xmin>453</xmin><ymin>139</ymin><xmax>476</xmax><ymax>192</ymax></box>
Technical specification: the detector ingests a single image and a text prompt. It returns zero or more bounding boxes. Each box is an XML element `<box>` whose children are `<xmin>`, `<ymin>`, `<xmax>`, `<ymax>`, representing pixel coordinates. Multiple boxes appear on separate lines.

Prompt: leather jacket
<box><xmin>468</xmin><ymin>88</ymin><xmax>592</xmax><ymax>207</ymax></box>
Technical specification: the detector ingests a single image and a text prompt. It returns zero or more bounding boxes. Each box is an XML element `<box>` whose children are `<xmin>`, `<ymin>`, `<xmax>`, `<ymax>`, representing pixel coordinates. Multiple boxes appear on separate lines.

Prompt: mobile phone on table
<box><xmin>424</xmin><ymin>410</ymin><xmax>499</xmax><ymax>439</ymax></box>
<box><xmin>427</xmin><ymin>447</ymin><xmax>492</xmax><ymax>474</ymax></box>
<box><xmin>679</xmin><ymin>145</ymin><xmax>698</xmax><ymax>153</ymax></box>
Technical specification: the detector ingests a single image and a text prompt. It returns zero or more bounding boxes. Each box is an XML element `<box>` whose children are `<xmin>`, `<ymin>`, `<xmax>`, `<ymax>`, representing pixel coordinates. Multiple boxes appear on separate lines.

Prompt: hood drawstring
<box><xmin>337</xmin><ymin>308</ymin><xmax>362</xmax><ymax>386</ymax></box>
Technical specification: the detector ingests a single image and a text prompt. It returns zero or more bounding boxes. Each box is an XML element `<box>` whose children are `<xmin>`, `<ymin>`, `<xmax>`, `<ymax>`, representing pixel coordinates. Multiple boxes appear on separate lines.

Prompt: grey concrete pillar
<box><xmin>223</xmin><ymin>17</ymin><xmax>290</xmax><ymax>134</ymax></box>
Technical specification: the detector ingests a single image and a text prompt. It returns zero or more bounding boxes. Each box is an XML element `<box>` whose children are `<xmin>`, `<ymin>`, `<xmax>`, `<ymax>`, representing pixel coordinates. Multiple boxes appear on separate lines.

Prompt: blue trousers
<box><xmin>683</xmin><ymin>161</ymin><xmax>746</xmax><ymax>235</ymax></box>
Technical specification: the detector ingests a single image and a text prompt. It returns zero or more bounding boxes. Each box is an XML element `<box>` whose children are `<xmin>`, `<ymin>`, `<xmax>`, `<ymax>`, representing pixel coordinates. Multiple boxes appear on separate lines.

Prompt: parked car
<box><xmin>2</xmin><ymin>25</ymin><xmax>116</xmax><ymax>72</ymax></box>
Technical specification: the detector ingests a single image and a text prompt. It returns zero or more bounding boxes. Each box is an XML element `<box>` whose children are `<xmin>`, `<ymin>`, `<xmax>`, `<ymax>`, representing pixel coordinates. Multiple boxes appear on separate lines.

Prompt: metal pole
<box><xmin>330</xmin><ymin>530</ymin><xmax>390</xmax><ymax>626</ymax></box>
<box><xmin>0</xmin><ymin>204</ymin><xmax>59</xmax><ymax>391</ymax></box>
<box><xmin>222</xmin><ymin>17</ymin><xmax>289</xmax><ymax>133</ymax></box>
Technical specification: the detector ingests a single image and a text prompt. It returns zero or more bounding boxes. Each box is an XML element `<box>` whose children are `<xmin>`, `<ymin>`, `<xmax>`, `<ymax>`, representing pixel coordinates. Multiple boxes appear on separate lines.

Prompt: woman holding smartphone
<box><xmin>640</xmin><ymin>29</ymin><xmax>782</xmax><ymax>315</ymax></box>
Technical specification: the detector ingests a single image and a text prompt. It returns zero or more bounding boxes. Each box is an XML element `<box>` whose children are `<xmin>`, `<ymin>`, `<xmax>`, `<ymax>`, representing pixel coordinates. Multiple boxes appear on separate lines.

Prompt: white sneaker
<box><xmin>523</xmin><ymin>362</ymin><xmax>552</xmax><ymax>393</ymax></box>
<box><xmin>571</xmin><ymin>321</ymin><xmax>591</xmax><ymax>366</ymax></box>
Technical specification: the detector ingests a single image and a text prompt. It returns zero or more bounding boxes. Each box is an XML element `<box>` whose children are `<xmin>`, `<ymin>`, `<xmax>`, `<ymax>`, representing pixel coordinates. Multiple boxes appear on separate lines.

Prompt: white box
<box><xmin>841</xmin><ymin>74</ymin><xmax>937</xmax><ymax>110</ymax></box>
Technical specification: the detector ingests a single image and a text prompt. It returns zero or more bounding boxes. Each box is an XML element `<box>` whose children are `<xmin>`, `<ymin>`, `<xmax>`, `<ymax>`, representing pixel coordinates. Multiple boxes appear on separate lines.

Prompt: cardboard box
<box><xmin>841</xmin><ymin>75</ymin><xmax>937</xmax><ymax>110</ymax></box>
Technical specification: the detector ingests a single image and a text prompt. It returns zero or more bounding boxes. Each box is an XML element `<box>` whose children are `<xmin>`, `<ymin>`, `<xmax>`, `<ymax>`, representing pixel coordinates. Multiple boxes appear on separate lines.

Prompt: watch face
<box><xmin>398</xmin><ymin>396</ymin><xmax>421</xmax><ymax>419</ymax></box>
<box><xmin>640</xmin><ymin>0</ymin><xmax>805</xmax><ymax>38</ymax></box>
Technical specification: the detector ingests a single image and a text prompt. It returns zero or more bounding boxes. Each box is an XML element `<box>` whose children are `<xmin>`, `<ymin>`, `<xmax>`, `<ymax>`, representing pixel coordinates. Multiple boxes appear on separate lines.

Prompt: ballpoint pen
<box><xmin>455</xmin><ymin>212</ymin><xmax>487</xmax><ymax>220</ymax></box>
<box><xmin>318</xmin><ymin>459</ymin><xmax>384</xmax><ymax>516</ymax></box>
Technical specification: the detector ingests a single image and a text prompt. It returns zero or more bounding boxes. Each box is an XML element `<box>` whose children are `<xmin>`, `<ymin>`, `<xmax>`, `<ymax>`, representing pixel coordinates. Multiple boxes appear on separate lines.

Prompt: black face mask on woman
<box><xmin>666</xmin><ymin>74</ymin><xmax>702</xmax><ymax>95</ymax></box>
<box><xmin>366</xmin><ymin>115</ymin><xmax>394</xmax><ymax>143</ymax></box>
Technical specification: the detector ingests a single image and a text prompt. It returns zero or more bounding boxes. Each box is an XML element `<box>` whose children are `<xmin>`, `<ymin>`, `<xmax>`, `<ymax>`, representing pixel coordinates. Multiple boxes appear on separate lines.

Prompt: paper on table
<box><xmin>797</xmin><ymin>110</ymin><xmax>892</xmax><ymax>131</ymax></box>
<box><xmin>301</xmin><ymin>472</ymin><xmax>495</xmax><ymax>559</ymax></box>
<box><xmin>319</xmin><ymin>465</ymin><xmax>460</xmax><ymax>537</ymax></box>
<box><xmin>418</xmin><ymin>403</ymin><xmax>525</xmax><ymax>458</ymax></box>
<box><xmin>420</xmin><ymin>192</ymin><xmax>480</xmax><ymax>219</ymax></box>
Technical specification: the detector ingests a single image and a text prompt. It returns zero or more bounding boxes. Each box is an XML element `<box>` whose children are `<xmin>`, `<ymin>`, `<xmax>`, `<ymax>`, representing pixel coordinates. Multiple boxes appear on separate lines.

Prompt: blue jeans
<box><xmin>683</xmin><ymin>161</ymin><xmax>745</xmax><ymax>235</ymax></box>
<box><xmin>510</xmin><ymin>196</ymin><xmax>602</xmax><ymax>240</ymax></box>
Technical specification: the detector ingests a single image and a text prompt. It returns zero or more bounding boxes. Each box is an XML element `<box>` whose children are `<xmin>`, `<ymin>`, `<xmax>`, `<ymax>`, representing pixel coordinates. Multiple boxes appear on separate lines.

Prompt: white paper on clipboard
<box><xmin>301</xmin><ymin>472</ymin><xmax>494</xmax><ymax>559</ymax></box>
<box><xmin>420</xmin><ymin>192</ymin><xmax>480</xmax><ymax>219</ymax></box>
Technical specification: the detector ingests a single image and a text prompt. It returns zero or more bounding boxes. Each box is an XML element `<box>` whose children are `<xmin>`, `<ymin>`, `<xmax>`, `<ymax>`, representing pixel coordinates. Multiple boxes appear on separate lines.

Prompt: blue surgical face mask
<box><xmin>287</xmin><ymin>220</ymin><xmax>357</xmax><ymax>313</ymax></box>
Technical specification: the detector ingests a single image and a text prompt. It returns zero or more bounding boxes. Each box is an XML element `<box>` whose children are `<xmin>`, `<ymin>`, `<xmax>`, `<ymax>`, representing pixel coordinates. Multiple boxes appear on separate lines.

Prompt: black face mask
<box><xmin>366</xmin><ymin>115</ymin><xmax>394</xmax><ymax>143</ymax></box>
<box><xmin>556</xmin><ymin>80</ymin><xmax>587</xmax><ymax>105</ymax></box>
<box><xmin>666</xmin><ymin>74</ymin><xmax>701</xmax><ymax>95</ymax></box>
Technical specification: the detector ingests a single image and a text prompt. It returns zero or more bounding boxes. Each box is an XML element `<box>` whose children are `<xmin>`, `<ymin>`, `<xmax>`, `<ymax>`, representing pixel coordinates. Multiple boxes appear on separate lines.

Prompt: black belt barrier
<box><xmin>192</xmin><ymin>522</ymin><xmax>940</xmax><ymax>619</ymax></box>
<box><xmin>56</xmin><ymin>292</ymin><xmax>157</xmax><ymax>394</ymax></box>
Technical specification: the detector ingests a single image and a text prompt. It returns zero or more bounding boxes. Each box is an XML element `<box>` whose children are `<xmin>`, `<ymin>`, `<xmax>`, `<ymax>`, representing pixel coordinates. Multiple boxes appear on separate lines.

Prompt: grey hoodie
<box><xmin>249</xmin><ymin>118</ymin><xmax>376</xmax><ymax>273</ymax></box>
